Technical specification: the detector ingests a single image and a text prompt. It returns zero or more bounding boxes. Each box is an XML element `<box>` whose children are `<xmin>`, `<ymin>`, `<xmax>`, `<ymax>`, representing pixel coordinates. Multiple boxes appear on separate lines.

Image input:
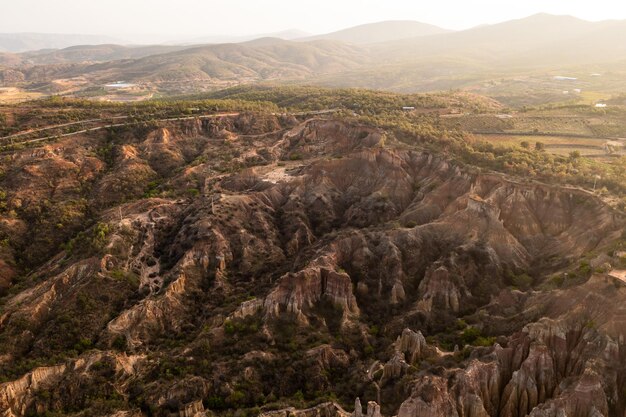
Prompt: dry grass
<box><xmin>472</xmin><ymin>134</ymin><xmax>607</xmax><ymax>147</ymax></box>
<box><xmin>0</xmin><ymin>88</ymin><xmax>44</xmax><ymax>104</ymax></box>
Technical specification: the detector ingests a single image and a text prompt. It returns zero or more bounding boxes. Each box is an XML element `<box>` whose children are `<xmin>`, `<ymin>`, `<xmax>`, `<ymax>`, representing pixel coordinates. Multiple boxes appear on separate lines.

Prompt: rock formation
<box><xmin>0</xmin><ymin>112</ymin><xmax>623</xmax><ymax>417</ymax></box>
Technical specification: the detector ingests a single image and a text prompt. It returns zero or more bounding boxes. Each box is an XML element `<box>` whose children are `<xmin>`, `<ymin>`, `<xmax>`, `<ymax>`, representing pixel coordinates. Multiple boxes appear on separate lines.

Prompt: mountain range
<box><xmin>303</xmin><ymin>20</ymin><xmax>451</xmax><ymax>44</ymax></box>
<box><xmin>0</xmin><ymin>32</ymin><xmax>121</xmax><ymax>53</ymax></box>
<box><xmin>2</xmin><ymin>14</ymin><xmax>626</xmax><ymax>105</ymax></box>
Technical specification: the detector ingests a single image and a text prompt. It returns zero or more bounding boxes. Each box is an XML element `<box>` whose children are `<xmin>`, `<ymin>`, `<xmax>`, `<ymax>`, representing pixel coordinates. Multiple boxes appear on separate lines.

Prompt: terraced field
<box><xmin>442</xmin><ymin>109</ymin><xmax>626</xmax><ymax>138</ymax></box>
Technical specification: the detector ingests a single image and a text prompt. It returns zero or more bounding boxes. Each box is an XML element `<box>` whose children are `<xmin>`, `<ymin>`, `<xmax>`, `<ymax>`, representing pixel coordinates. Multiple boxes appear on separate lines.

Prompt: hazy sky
<box><xmin>3</xmin><ymin>0</ymin><xmax>626</xmax><ymax>40</ymax></box>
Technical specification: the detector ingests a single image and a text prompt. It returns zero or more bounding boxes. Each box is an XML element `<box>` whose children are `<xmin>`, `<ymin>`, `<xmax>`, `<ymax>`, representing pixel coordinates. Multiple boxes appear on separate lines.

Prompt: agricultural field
<box><xmin>441</xmin><ymin>111</ymin><xmax>626</xmax><ymax>137</ymax></box>
<box><xmin>0</xmin><ymin>87</ymin><xmax>44</xmax><ymax>104</ymax></box>
<box><xmin>470</xmin><ymin>134</ymin><xmax>625</xmax><ymax>160</ymax></box>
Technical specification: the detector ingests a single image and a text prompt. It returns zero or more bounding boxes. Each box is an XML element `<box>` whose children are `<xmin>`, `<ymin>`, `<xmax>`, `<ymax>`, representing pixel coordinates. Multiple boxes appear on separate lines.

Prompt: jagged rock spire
<box><xmin>366</xmin><ymin>401</ymin><xmax>381</xmax><ymax>417</ymax></box>
<box><xmin>353</xmin><ymin>397</ymin><xmax>363</xmax><ymax>417</ymax></box>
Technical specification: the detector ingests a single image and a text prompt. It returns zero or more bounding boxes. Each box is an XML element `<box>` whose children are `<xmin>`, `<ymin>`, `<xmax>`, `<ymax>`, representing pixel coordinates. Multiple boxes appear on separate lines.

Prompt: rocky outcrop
<box><xmin>397</xmin><ymin>275</ymin><xmax>626</xmax><ymax>417</ymax></box>
<box><xmin>274</xmin><ymin>119</ymin><xmax>385</xmax><ymax>161</ymax></box>
<box><xmin>106</xmin><ymin>267</ymin><xmax>190</xmax><ymax>347</ymax></box>
<box><xmin>397</xmin><ymin>376</ymin><xmax>462</xmax><ymax>417</ymax></box>
<box><xmin>263</xmin><ymin>267</ymin><xmax>360</xmax><ymax>323</ymax></box>
<box><xmin>365</xmin><ymin>401</ymin><xmax>382</xmax><ymax>417</ymax></box>
<box><xmin>0</xmin><ymin>351</ymin><xmax>143</xmax><ymax>417</ymax></box>
<box><xmin>382</xmin><ymin>329</ymin><xmax>430</xmax><ymax>380</ymax></box>
<box><xmin>0</xmin><ymin>259</ymin><xmax>100</xmax><ymax>330</ymax></box>
<box><xmin>353</xmin><ymin>398</ymin><xmax>363</xmax><ymax>417</ymax></box>
<box><xmin>396</xmin><ymin>329</ymin><xmax>429</xmax><ymax>364</ymax></box>
<box><xmin>0</xmin><ymin>365</ymin><xmax>66</xmax><ymax>417</ymax></box>
<box><xmin>231</xmin><ymin>265</ymin><xmax>360</xmax><ymax>325</ymax></box>
<box><xmin>306</xmin><ymin>345</ymin><xmax>350</xmax><ymax>370</ymax></box>
<box><xmin>175</xmin><ymin>399</ymin><xmax>205</xmax><ymax>417</ymax></box>
<box><xmin>416</xmin><ymin>266</ymin><xmax>464</xmax><ymax>314</ymax></box>
<box><xmin>260</xmin><ymin>402</ymin><xmax>351</xmax><ymax>417</ymax></box>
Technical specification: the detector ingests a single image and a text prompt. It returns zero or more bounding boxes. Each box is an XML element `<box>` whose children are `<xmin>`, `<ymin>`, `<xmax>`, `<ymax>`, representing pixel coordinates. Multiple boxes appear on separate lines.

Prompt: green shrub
<box><xmin>110</xmin><ymin>269</ymin><xmax>139</xmax><ymax>286</ymax></box>
<box><xmin>473</xmin><ymin>336</ymin><xmax>496</xmax><ymax>347</ymax></box>
<box><xmin>205</xmin><ymin>396</ymin><xmax>226</xmax><ymax>410</ymax></box>
<box><xmin>511</xmin><ymin>273</ymin><xmax>533</xmax><ymax>290</ymax></box>
<box><xmin>578</xmin><ymin>261</ymin><xmax>592</xmax><ymax>276</ymax></box>
<box><xmin>143</xmin><ymin>180</ymin><xmax>162</xmax><ymax>198</ymax></box>
<box><xmin>461</xmin><ymin>327</ymin><xmax>481</xmax><ymax>345</ymax></box>
<box><xmin>227</xmin><ymin>390</ymin><xmax>246</xmax><ymax>407</ymax></box>
<box><xmin>112</xmin><ymin>336</ymin><xmax>127</xmax><ymax>351</ymax></box>
<box><xmin>293</xmin><ymin>390</ymin><xmax>304</xmax><ymax>402</ymax></box>
<box><xmin>186</xmin><ymin>188</ymin><xmax>200</xmax><ymax>197</ymax></box>
<box><xmin>74</xmin><ymin>337</ymin><xmax>93</xmax><ymax>353</ymax></box>
<box><xmin>63</xmin><ymin>222</ymin><xmax>110</xmax><ymax>257</ymax></box>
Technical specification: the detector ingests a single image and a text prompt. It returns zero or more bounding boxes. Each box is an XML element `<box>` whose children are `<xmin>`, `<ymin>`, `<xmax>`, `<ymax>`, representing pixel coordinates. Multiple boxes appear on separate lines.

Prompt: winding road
<box><xmin>0</xmin><ymin>108</ymin><xmax>339</xmax><ymax>149</ymax></box>
<box><xmin>0</xmin><ymin>112</ymin><xmax>241</xmax><ymax>148</ymax></box>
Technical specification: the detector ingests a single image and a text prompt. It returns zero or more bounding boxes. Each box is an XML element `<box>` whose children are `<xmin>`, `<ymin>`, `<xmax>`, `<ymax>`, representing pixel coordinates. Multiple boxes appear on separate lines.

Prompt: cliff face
<box><xmin>398</xmin><ymin>274</ymin><xmax>626</xmax><ymax>417</ymax></box>
<box><xmin>0</xmin><ymin>114</ymin><xmax>624</xmax><ymax>417</ymax></box>
<box><xmin>0</xmin><ymin>351</ymin><xmax>143</xmax><ymax>417</ymax></box>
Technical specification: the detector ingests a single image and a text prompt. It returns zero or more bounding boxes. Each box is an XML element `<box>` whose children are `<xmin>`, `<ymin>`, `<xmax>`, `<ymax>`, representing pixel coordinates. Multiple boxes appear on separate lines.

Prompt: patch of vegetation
<box><xmin>223</xmin><ymin>316</ymin><xmax>261</xmax><ymax>336</ymax></box>
<box><xmin>506</xmin><ymin>271</ymin><xmax>534</xmax><ymax>290</ymax></box>
<box><xmin>62</xmin><ymin>222</ymin><xmax>110</xmax><ymax>258</ymax></box>
<box><xmin>109</xmin><ymin>269</ymin><xmax>140</xmax><ymax>287</ymax></box>
<box><xmin>461</xmin><ymin>326</ymin><xmax>496</xmax><ymax>347</ymax></box>
<box><xmin>143</xmin><ymin>180</ymin><xmax>162</xmax><ymax>198</ymax></box>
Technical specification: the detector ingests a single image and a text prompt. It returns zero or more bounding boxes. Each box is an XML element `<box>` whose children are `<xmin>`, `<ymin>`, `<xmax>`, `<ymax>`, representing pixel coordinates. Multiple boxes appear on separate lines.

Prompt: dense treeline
<box><xmin>184</xmin><ymin>84</ymin><xmax>500</xmax><ymax>114</ymax></box>
<box><xmin>35</xmin><ymin>95</ymin><xmax>279</xmax><ymax>114</ymax></box>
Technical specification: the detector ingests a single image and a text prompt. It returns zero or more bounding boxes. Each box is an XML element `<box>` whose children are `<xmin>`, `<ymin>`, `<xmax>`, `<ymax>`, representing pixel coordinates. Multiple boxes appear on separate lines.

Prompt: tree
<box><xmin>520</xmin><ymin>141</ymin><xmax>530</xmax><ymax>149</ymax></box>
<box><xmin>569</xmin><ymin>150</ymin><xmax>581</xmax><ymax>160</ymax></box>
<box><xmin>535</xmin><ymin>141</ymin><xmax>545</xmax><ymax>151</ymax></box>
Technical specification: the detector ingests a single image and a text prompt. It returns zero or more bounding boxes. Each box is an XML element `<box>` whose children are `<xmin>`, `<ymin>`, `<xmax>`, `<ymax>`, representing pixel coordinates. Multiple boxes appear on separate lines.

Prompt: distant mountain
<box><xmin>303</xmin><ymin>20</ymin><xmax>451</xmax><ymax>44</ymax></box>
<box><xmin>0</xmin><ymin>52</ymin><xmax>21</xmax><ymax>66</ymax></box>
<box><xmin>88</xmin><ymin>39</ymin><xmax>366</xmax><ymax>82</ymax></box>
<box><xmin>0</xmin><ymin>33</ymin><xmax>121</xmax><ymax>53</ymax></box>
<box><xmin>302</xmin><ymin>14</ymin><xmax>626</xmax><ymax>102</ymax></box>
<box><xmin>17</xmin><ymin>44</ymin><xmax>190</xmax><ymax>65</ymax></box>
<box><xmin>186</xmin><ymin>29</ymin><xmax>311</xmax><ymax>45</ymax></box>
<box><xmin>511</xmin><ymin>19</ymin><xmax>626</xmax><ymax>67</ymax></box>
<box><xmin>375</xmin><ymin>14</ymin><xmax>619</xmax><ymax>65</ymax></box>
<box><xmin>4</xmin><ymin>14</ymin><xmax>626</xmax><ymax>103</ymax></box>
<box><xmin>0</xmin><ymin>38</ymin><xmax>367</xmax><ymax>89</ymax></box>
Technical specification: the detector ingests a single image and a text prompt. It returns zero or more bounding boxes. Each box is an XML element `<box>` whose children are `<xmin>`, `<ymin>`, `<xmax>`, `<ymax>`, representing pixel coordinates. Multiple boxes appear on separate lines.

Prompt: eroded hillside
<box><xmin>0</xmin><ymin>108</ymin><xmax>625</xmax><ymax>417</ymax></box>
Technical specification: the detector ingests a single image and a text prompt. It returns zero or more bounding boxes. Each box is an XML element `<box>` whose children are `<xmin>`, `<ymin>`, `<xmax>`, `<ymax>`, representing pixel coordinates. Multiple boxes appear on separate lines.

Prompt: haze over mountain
<box><xmin>0</xmin><ymin>30</ymin><xmax>311</xmax><ymax>54</ymax></box>
<box><xmin>302</xmin><ymin>20</ymin><xmax>451</xmax><ymax>44</ymax></box>
<box><xmin>61</xmin><ymin>39</ymin><xmax>365</xmax><ymax>84</ymax></box>
<box><xmin>15</xmin><ymin>44</ymin><xmax>190</xmax><ymax>65</ymax></box>
<box><xmin>0</xmin><ymin>33</ymin><xmax>121</xmax><ymax>52</ymax></box>
<box><xmin>375</xmin><ymin>14</ymin><xmax>624</xmax><ymax>64</ymax></box>
<box><xmin>3</xmin><ymin>14</ymin><xmax>626</xmax><ymax>106</ymax></box>
<box><xmin>187</xmin><ymin>29</ymin><xmax>311</xmax><ymax>45</ymax></box>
